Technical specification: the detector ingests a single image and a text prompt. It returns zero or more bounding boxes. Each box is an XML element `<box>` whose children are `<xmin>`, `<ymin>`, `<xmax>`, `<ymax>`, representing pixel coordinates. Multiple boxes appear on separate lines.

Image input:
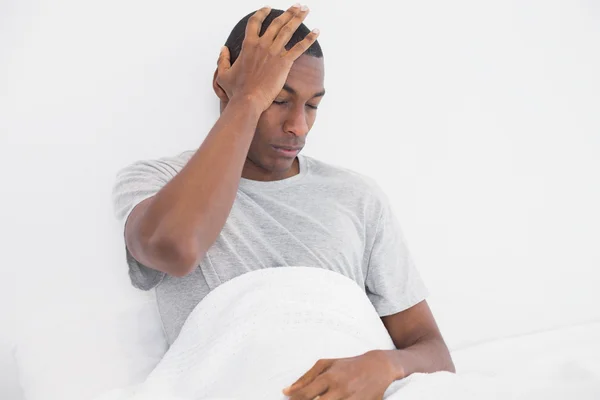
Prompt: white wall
<box><xmin>2</xmin><ymin>0</ymin><xmax>599</xmax><ymax>398</ymax></box>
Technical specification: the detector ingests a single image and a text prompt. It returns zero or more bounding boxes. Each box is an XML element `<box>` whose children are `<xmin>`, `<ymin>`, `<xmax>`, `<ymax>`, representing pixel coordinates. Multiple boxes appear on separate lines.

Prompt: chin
<box><xmin>270</xmin><ymin>157</ymin><xmax>294</xmax><ymax>172</ymax></box>
<box><xmin>249</xmin><ymin>147</ymin><xmax>297</xmax><ymax>175</ymax></box>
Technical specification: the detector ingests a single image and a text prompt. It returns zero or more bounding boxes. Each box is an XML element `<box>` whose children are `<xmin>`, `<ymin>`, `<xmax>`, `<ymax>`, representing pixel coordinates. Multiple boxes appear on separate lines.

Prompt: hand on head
<box><xmin>215</xmin><ymin>4</ymin><xmax>320</xmax><ymax>113</ymax></box>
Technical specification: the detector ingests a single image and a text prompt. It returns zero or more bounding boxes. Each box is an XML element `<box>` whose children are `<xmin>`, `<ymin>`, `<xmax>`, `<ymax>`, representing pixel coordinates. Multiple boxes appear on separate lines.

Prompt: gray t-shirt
<box><xmin>112</xmin><ymin>150</ymin><xmax>429</xmax><ymax>345</ymax></box>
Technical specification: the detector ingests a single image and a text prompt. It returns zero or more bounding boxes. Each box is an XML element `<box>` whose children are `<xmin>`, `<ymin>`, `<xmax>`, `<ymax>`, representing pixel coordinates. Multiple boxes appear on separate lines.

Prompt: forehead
<box><xmin>285</xmin><ymin>55</ymin><xmax>325</xmax><ymax>95</ymax></box>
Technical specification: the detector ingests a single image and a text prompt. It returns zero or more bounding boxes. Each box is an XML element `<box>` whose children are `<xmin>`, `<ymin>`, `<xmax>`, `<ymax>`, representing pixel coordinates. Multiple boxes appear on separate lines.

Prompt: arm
<box><xmin>125</xmin><ymin>96</ymin><xmax>262</xmax><ymax>277</ymax></box>
<box><xmin>126</xmin><ymin>6</ymin><xmax>319</xmax><ymax>277</ymax></box>
<box><xmin>380</xmin><ymin>299</ymin><xmax>456</xmax><ymax>379</ymax></box>
<box><xmin>284</xmin><ymin>189</ymin><xmax>453</xmax><ymax>398</ymax></box>
<box><xmin>282</xmin><ymin>300</ymin><xmax>455</xmax><ymax>399</ymax></box>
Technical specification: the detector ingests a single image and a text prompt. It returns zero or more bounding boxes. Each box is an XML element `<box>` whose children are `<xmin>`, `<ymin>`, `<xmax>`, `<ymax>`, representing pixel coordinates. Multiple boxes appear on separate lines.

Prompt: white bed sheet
<box><xmin>89</xmin><ymin>268</ymin><xmax>600</xmax><ymax>400</ymax></box>
<box><xmin>450</xmin><ymin>321</ymin><xmax>600</xmax><ymax>397</ymax></box>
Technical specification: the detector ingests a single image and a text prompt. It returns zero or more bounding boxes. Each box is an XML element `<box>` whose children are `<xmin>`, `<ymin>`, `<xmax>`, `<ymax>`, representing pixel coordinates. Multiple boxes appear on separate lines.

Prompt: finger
<box><xmin>319</xmin><ymin>392</ymin><xmax>345</xmax><ymax>400</ymax></box>
<box><xmin>245</xmin><ymin>6</ymin><xmax>272</xmax><ymax>40</ymax></box>
<box><xmin>271</xmin><ymin>5</ymin><xmax>310</xmax><ymax>51</ymax></box>
<box><xmin>285</xmin><ymin>27</ymin><xmax>320</xmax><ymax>60</ymax></box>
<box><xmin>288</xmin><ymin>376</ymin><xmax>329</xmax><ymax>400</ymax></box>
<box><xmin>217</xmin><ymin>46</ymin><xmax>231</xmax><ymax>74</ymax></box>
<box><xmin>283</xmin><ymin>359</ymin><xmax>333</xmax><ymax>395</ymax></box>
<box><xmin>262</xmin><ymin>4</ymin><xmax>302</xmax><ymax>42</ymax></box>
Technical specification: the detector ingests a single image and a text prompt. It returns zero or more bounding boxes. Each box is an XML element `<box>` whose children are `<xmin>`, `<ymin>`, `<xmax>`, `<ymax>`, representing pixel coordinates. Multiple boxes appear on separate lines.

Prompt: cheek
<box><xmin>256</xmin><ymin>109</ymin><xmax>281</xmax><ymax>131</ymax></box>
<box><xmin>307</xmin><ymin>112</ymin><xmax>317</xmax><ymax>128</ymax></box>
<box><xmin>252</xmin><ymin>116</ymin><xmax>277</xmax><ymax>148</ymax></box>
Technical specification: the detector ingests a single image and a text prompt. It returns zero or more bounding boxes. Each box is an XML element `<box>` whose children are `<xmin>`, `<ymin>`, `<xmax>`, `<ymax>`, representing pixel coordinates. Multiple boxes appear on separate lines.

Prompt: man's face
<box><xmin>246</xmin><ymin>54</ymin><xmax>325</xmax><ymax>179</ymax></box>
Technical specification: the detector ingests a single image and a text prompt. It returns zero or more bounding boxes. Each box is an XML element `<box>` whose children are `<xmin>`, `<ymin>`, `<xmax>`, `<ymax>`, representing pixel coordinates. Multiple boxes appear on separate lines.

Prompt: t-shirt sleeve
<box><xmin>111</xmin><ymin>153</ymin><xmax>188</xmax><ymax>291</ymax></box>
<box><xmin>365</xmin><ymin>184</ymin><xmax>430</xmax><ymax>317</ymax></box>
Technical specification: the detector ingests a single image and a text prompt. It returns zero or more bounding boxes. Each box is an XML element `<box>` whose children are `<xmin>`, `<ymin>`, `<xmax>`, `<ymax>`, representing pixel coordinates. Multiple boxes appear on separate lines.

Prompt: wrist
<box><xmin>379</xmin><ymin>350</ymin><xmax>408</xmax><ymax>381</ymax></box>
<box><xmin>228</xmin><ymin>93</ymin><xmax>267</xmax><ymax>116</ymax></box>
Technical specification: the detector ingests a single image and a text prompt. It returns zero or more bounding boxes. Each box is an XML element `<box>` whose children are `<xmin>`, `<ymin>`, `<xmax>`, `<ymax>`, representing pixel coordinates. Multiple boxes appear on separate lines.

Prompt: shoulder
<box><xmin>115</xmin><ymin>149</ymin><xmax>195</xmax><ymax>180</ymax></box>
<box><xmin>303</xmin><ymin>155</ymin><xmax>389</xmax><ymax>206</ymax></box>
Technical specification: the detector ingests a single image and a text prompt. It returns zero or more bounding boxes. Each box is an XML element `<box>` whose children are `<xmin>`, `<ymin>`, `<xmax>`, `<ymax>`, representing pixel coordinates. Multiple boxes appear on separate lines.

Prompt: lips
<box><xmin>272</xmin><ymin>145</ymin><xmax>301</xmax><ymax>157</ymax></box>
<box><xmin>273</xmin><ymin>145</ymin><xmax>302</xmax><ymax>151</ymax></box>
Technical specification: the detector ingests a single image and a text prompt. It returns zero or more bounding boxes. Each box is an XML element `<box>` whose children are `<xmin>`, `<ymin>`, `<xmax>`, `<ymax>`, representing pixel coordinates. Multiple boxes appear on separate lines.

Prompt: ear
<box><xmin>212</xmin><ymin>68</ymin><xmax>229</xmax><ymax>103</ymax></box>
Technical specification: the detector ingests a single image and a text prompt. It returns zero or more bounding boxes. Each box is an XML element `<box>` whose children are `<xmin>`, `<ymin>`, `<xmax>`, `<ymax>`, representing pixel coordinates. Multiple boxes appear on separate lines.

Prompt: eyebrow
<box><xmin>283</xmin><ymin>84</ymin><xmax>326</xmax><ymax>98</ymax></box>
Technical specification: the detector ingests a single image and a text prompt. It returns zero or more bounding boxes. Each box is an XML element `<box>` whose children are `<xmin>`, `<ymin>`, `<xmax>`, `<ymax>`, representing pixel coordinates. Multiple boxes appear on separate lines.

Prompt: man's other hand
<box><xmin>282</xmin><ymin>350</ymin><xmax>397</xmax><ymax>400</ymax></box>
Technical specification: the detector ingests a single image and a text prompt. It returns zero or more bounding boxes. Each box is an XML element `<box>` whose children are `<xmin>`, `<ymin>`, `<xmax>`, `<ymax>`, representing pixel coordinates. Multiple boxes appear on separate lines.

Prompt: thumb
<box><xmin>217</xmin><ymin>45</ymin><xmax>231</xmax><ymax>74</ymax></box>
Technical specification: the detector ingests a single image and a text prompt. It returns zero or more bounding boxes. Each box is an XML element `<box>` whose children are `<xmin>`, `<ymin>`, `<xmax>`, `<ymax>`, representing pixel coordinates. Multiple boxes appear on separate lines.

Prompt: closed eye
<box><xmin>273</xmin><ymin>100</ymin><xmax>318</xmax><ymax>110</ymax></box>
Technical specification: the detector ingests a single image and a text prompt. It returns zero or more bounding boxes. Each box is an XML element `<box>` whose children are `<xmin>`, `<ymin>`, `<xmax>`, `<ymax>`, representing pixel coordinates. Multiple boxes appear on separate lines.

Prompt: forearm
<box><xmin>143</xmin><ymin>96</ymin><xmax>263</xmax><ymax>270</ymax></box>
<box><xmin>382</xmin><ymin>334</ymin><xmax>456</xmax><ymax>380</ymax></box>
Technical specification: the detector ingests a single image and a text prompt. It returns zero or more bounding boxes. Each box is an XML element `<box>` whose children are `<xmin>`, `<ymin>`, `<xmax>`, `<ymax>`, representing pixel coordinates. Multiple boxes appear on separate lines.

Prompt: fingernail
<box><xmin>301</xmin><ymin>5</ymin><xmax>309</xmax><ymax>11</ymax></box>
<box><xmin>312</xmin><ymin>28</ymin><xmax>320</xmax><ymax>34</ymax></box>
<box><xmin>292</xmin><ymin>3</ymin><xmax>301</xmax><ymax>8</ymax></box>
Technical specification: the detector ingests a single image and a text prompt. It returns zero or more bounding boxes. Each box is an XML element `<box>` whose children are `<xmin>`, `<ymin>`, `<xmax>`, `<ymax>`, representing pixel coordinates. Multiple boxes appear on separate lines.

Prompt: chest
<box><xmin>207</xmin><ymin>192</ymin><xmax>366</xmax><ymax>272</ymax></box>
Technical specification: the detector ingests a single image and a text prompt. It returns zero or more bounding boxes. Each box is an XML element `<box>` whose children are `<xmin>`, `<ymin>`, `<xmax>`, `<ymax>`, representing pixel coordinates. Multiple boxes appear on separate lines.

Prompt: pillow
<box><xmin>14</xmin><ymin>298</ymin><xmax>168</xmax><ymax>400</ymax></box>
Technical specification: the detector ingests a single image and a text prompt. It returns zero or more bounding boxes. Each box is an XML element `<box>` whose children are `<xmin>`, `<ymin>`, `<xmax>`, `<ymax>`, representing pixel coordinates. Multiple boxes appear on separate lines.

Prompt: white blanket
<box><xmin>93</xmin><ymin>267</ymin><xmax>600</xmax><ymax>400</ymax></box>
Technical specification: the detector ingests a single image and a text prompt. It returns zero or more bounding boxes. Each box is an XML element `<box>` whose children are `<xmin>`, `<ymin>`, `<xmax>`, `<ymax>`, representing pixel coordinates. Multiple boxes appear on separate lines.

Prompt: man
<box><xmin>112</xmin><ymin>4</ymin><xmax>455</xmax><ymax>399</ymax></box>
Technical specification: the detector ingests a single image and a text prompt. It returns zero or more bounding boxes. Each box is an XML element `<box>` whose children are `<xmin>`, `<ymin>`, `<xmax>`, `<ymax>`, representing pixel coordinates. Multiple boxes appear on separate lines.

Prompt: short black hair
<box><xmin>224</xmin><ymin>8</ymin><xmax>323</xmax><ymax>66</ymax></box>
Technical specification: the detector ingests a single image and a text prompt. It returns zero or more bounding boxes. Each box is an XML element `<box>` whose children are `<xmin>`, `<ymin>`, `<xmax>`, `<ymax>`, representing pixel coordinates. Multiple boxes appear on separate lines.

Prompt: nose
<box><xmin>283</xmin><ymin>105</ymin><xmax>309</xmax><ymax>137</ymax></box>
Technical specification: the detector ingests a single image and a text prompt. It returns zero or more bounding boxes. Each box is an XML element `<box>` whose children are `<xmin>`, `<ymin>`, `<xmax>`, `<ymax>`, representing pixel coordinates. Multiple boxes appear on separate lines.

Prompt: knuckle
<box><xmin>269</xmin><ymin>46</ymin><xmax>284</xmax><ymax>57</ymax></box>
<box><xmin>324</xmin><ymin>372</ymin><xmax>338</xmax><ymax>385</ymax></box>
<box><xmin>280</xmin><ymin>25</ymin><xmax>293</xmax><ymax>36</ymax></box>
<box><xmin>216</xmin><ymin>76</ymin><xmax>227</xmax><ymax>87</ymax></box>
<box><xmin>295</xmin><ymin>42</ymin><xmax>308</xmax><ymax>53</ymax></box>
<box><xmin>243</xmin><ymin>37</ymin><xmax>258</xmax><ymax>48</ymax></box>
<box><xmin>249</xmin><ymin>13</ymin><xmax>261</xmax><ymax>23</ymax></box>
<box><xmin>271</xmin><ymin>19</ymin><xmax>283</xmax><ymax>30</ymax></box>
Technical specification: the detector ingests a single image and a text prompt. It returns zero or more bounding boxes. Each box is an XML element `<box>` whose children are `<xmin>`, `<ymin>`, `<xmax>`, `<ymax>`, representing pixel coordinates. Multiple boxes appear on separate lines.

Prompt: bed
<box><xmin>13</xmin><ymin>268</ymin><xmax>600</xmax><ymax>400</ymax></box>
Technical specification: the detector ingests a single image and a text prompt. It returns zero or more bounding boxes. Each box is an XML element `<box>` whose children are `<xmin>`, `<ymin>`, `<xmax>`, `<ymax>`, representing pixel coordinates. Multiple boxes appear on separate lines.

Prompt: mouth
<box><xmin>272</xmin><ymin>145</ymin><xmax>301</xmax><ymax>157</ymax></box>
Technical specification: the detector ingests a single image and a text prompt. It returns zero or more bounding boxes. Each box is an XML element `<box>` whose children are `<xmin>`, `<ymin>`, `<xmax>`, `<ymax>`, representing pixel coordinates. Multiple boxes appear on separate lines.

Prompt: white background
<box><xmin>1</xmin><ymin>0</ymin><xmax>599</xmax><ymax>398</ymax></box>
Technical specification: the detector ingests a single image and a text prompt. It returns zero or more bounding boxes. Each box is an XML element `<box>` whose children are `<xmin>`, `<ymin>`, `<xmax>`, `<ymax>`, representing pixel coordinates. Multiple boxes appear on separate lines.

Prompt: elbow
<box><xmin>148</xmin><ymin>233</ymin><xmax>204</xmax><ymax>278</ymax></box>
<box><xmin>168</xmin><ymin>259</ymin><xmax>195</xmax><ymax>278</ymax></box>
<box><xmin>170</xmin><ymin>255</ymin><xmax>201</xmax><ymax>277</ymax></box>
<box><xmin>447</xmin><ymin>359</ymin><xmax>457</xmax><ymax>374</ymax></box>
<box><xmin>444</xmin><ymin>348</ymin><xmax>457</xmax><ymax>374</ymax></box>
